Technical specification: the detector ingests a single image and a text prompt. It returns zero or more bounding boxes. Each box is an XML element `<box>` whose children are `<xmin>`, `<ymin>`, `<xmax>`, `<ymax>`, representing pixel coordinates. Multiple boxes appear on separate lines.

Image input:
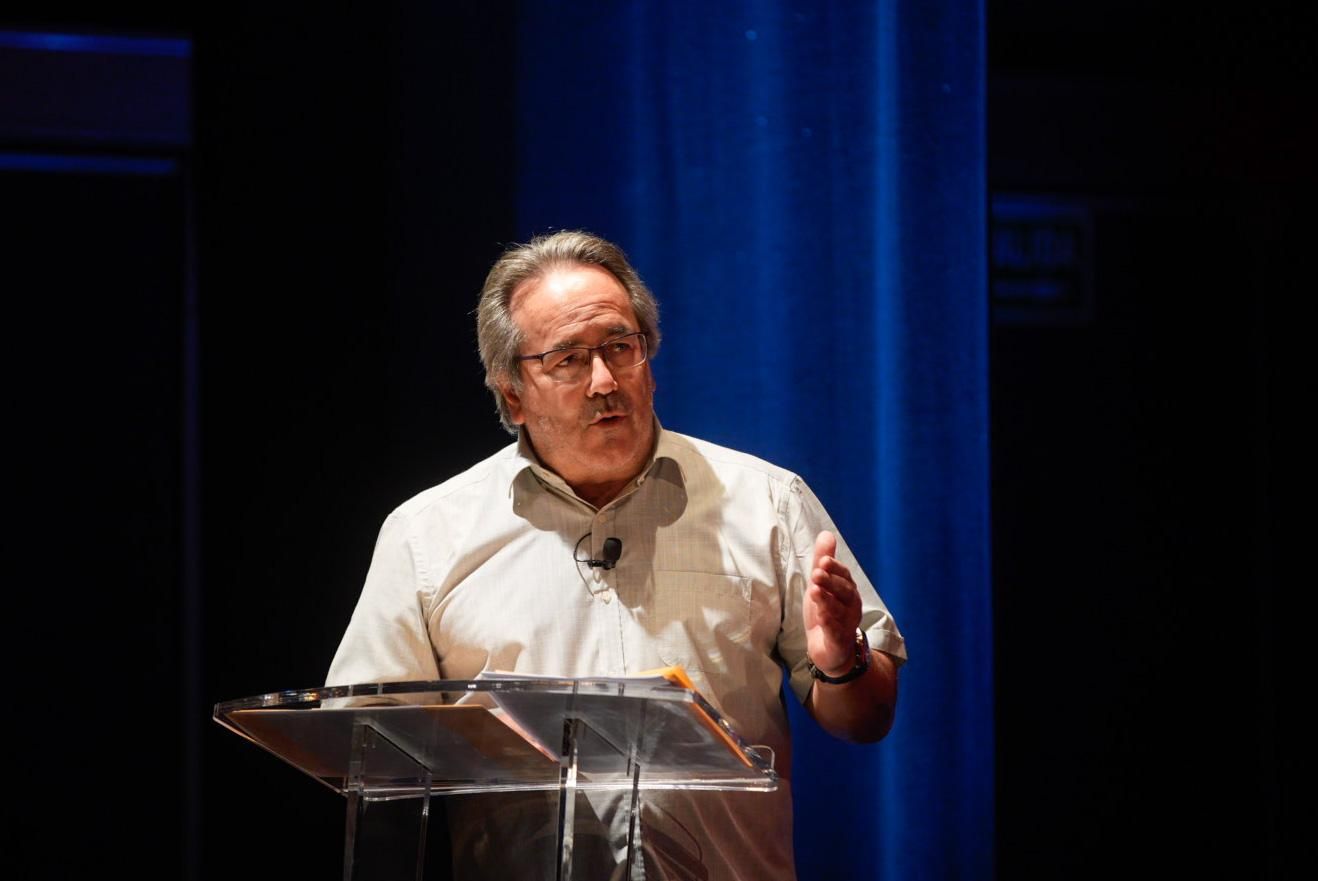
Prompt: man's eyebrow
<box><xmin>548</xmin><ymin>325</ymin><xmax>634</xmax><ymax>351</ymax></box>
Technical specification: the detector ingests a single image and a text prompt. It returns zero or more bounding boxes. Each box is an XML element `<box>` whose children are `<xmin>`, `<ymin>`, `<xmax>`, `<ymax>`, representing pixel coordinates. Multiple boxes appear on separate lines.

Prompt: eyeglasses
<box><xmin>515</xmin><ymin>332</ymin><xmax>649</xmax><ymax>384</ymax></box>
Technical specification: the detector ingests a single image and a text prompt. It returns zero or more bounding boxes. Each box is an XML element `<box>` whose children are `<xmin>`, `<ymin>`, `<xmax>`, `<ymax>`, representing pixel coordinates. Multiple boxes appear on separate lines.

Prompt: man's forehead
<box><xmin>509</xmin><ymin>262</ymin><xmax>625</xmax><ymax>308</ymax></box>
<box><xmin>510</xmin><ymin>264</ymin><xmax>639</xmax><ymax>346</ymax></box>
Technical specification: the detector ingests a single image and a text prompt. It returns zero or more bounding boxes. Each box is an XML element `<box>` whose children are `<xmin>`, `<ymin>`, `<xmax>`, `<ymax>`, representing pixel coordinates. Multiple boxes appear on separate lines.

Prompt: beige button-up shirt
<box><xmin>329</xmin><ymin>426</ymin><xmax>905</xmax><ymax>879</ymax></box>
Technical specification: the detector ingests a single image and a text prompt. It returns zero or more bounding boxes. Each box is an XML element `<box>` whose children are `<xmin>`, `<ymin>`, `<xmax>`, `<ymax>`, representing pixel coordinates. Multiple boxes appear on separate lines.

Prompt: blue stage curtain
<box><xmin>515</xmin><ymin>2</ymin><xmax>991</xmax><ymax>877</ymax></box>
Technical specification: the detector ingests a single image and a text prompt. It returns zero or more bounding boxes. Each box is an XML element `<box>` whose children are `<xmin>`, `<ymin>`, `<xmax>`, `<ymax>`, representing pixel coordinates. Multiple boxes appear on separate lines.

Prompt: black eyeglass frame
<box><xmin>513</xmin><ymin>331</ymin><xmax>649</xmax><ymax>381</ymax></box>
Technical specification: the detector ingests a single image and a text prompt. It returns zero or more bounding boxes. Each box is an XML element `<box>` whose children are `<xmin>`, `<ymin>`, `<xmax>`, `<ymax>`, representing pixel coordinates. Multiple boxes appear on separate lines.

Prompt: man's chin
<box><xmin>585</xmin><ymin>418</ymin><xmax>651</xmax><ymax>459</ymax></box>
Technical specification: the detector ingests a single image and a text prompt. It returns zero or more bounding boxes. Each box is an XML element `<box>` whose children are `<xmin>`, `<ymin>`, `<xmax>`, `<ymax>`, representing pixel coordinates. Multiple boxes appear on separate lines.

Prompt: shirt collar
<box><xmin>507</xmin><ymin>417</ymin><xmax>688</xmax><ymax>502</ymax></box>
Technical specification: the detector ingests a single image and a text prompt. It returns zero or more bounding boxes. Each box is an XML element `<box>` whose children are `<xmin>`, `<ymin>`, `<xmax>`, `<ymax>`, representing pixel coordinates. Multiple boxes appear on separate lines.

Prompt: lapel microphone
<box><xmin>575</xmin><ymin>533</ymin><xmax>624</xmax><ymax>570</ymax></box>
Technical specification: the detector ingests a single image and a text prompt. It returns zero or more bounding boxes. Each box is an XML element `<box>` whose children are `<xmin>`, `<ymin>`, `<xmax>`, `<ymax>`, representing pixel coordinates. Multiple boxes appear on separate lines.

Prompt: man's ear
<box><xmin>499</xmin><ymin>382</ymin><xmax>526</xmax><ymax>425</ymax></box>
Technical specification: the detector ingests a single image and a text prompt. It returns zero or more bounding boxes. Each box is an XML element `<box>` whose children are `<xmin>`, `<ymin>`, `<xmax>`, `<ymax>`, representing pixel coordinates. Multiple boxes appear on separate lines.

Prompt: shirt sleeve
<box><xmin>776</xmin><ymin>477</ymin><xmax>907</xmax><ymax>704</ymax></box>
<box><xmin>326</xmin><ymin>508</ymin><xmax>442</xmax><ymax>686</ymax></box>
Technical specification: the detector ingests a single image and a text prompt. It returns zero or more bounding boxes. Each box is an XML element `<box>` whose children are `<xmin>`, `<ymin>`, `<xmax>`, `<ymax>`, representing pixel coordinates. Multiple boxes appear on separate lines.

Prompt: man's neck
<box><xmin>517</xmin><ymin>423</ymin><xmax>660</xmax><ymax>510</ymax></box>
<box><xmin>570</xmin><ymin>476</ymin><xmax>636</xmax><ymax>509</ymax></box>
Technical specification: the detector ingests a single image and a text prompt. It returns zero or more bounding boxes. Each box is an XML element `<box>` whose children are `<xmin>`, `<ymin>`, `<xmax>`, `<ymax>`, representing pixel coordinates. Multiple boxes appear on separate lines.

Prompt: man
<box><xmin>328</xmin><ymin>230</ymin><xmax>906</xmax><ymax>879</ymax></box>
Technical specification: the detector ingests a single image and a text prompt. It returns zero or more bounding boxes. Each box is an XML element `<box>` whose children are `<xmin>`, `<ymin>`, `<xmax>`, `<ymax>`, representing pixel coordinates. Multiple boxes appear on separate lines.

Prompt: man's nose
<box><xmin>586</xmin><ymin>350</ymin><xmax>619</xmax><ymax>397</ymax></box>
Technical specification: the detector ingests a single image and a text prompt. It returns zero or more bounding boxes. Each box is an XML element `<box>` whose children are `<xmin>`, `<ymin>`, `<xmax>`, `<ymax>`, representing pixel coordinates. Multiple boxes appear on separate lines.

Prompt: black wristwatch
<box><xmin>807</xmin><ymin>628</ymin><xmax>871</xmax><ymax>684</ymax></box>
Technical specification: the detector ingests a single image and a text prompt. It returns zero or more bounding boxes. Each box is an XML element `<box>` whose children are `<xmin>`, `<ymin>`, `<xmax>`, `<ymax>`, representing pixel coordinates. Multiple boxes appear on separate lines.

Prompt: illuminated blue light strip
<box><xmin>0</xmin><ymin>29</ymin><xmax>190</xmax><ymax>58</ymax></box>
<box><xmin>0</xmin><ymin>152</ymin><xmax>179</xmax><ymax>175</ymax></box>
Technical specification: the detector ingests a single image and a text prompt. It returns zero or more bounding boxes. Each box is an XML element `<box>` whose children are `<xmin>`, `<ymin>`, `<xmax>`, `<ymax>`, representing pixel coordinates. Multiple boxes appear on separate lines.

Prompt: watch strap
<box><xmin>807</xmin><ymin>628</ymin><xmax>871</xmax><ymax>684</ymax></box>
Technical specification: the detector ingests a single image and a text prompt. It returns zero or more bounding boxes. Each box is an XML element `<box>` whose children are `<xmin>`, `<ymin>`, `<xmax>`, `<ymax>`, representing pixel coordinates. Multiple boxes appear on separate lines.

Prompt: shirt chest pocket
<box><xmin>646</xmin><ymin>572</ymin><xmax>753</xmax><ymax>674</ymax></box>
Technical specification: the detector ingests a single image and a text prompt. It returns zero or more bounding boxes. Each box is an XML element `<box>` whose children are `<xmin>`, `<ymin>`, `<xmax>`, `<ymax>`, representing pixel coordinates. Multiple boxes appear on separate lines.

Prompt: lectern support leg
<box><xmin>341</xmin><ymin>720</ymin><xmax>433</xmax><ymax>881</ymax></box>
<box><xmin>413</xmin><ymin>772</ymin><xmax>432</xmax><ymax>881</ymax></box>
<box><xmin>342</xmin><ymin>723</ymin><xmax>369</xmax><ymax>881</ymax></box>
<box><xmin>555</xmin><ymin>716</ymin><xmax>582</xmax><ymax>881</ymax></box>
<box><xmin>624</xmin><ymin>758</ymin><xmax>642</xmax><ymax>878</ymax></box>
<box><xmin>623</xmin><ymin>696</ymin><xmax>648</xmax><ymax>879</ymax></box>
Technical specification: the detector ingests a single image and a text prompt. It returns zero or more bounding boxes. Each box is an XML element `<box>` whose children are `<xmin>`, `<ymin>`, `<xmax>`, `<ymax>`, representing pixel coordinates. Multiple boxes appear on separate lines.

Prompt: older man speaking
<box><xmin>329</xmin><ymin>230</ymin><xmax>906</xmax><ymax>879</ymax></box>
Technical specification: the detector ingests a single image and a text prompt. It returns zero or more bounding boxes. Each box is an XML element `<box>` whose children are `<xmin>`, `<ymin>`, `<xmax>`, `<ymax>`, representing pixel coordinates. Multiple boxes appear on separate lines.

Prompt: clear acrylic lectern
<box><xmin>213</xmin><ymin>678</ymin><xmax>778</xmax><ymax>880</ymax></box>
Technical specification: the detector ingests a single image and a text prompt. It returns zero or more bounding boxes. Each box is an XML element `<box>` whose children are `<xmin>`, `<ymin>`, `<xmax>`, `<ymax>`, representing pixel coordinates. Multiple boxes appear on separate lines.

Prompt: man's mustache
<box><xmin>587</xmin><ymin>393</ymin><xmax>630</xmax><ymax>423</ymax></box>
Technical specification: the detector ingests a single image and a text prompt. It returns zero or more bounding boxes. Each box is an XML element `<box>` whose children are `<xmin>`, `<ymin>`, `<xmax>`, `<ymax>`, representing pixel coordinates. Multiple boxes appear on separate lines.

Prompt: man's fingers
<box><xmin>806</xmin><ymin>585</ymin><xmax>850</xmax><ymax>629</ymax></box>
<box><xmin>812</xmin><ymin>531</ymin><xmax>854</xmax><ymax>591</ymax></box>
<box><xmin>811</xmin><ymin>566</ymin><xmax>858</xmax><ymax>604</ymax></box>
<box><xmin>815</xmin><ymin>555</ymin><xmax>853</xmax><ymax>584</ymax></box>
<box><xmin>813</xmin><ymin>530</ymin><xmax>837</xmax><ymax>562</ymax></box>
<box><xmin>808</xmin><ymin>575</ymin><xmax>860</xmax><ymax>627</ymax></box>
<box><xmin>808</xmin><ymin>529</ymin><xmax>862</xmax><ymax>637</ymax></box>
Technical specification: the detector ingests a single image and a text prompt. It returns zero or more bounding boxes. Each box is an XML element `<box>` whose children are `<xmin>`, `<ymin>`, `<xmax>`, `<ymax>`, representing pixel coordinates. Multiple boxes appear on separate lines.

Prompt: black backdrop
<box><xmin>196</xmin><ymin>7</ymin><xmax>517</xmax><ymax>878</ymax></box>
<box><xmin>989</xmin><ymin>5</ymin><xmax>1308</xmax><ymax>877</ymax></box>
<box><xmin>4</xmin><ymin>3</ymin><xmax>1308</xmax><ymax>878</ymax></box>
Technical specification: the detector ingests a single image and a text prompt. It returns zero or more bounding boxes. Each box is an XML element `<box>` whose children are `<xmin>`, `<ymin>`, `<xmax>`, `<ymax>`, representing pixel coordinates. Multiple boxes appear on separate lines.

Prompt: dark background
<box><xmin>4</xmin><ymin>3</ymin><xmax>1308</xmax><ymax>878</ymax></box>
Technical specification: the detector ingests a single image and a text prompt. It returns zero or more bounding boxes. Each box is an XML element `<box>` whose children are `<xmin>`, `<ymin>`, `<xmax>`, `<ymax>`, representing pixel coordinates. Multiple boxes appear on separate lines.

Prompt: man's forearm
<box><xmin>804</xmin><ymin>650</ymin><xmax>898</xmax><ymax>743</ymax></box>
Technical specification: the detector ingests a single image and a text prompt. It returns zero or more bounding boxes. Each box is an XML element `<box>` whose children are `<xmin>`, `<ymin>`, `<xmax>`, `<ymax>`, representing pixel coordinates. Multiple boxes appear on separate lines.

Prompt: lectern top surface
<box><xmin>213</xmin><ymin>678</ymin><xmax>778</xmax><ymax>798</ymax></box>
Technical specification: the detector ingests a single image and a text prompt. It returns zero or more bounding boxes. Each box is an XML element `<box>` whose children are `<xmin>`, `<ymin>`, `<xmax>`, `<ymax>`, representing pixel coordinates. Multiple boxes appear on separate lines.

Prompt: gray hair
<box><xmin>476</xmin><ymin>230</ymin><xmax>662</xmax><ymax>434</ymax></box>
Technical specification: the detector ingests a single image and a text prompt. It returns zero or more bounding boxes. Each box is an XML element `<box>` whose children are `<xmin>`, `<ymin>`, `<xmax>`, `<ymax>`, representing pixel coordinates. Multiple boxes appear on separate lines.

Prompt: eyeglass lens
<box><xmin>542</xmin><ymin>334</ymin><xmax>646</xmax><ymax>380</ymax></box>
